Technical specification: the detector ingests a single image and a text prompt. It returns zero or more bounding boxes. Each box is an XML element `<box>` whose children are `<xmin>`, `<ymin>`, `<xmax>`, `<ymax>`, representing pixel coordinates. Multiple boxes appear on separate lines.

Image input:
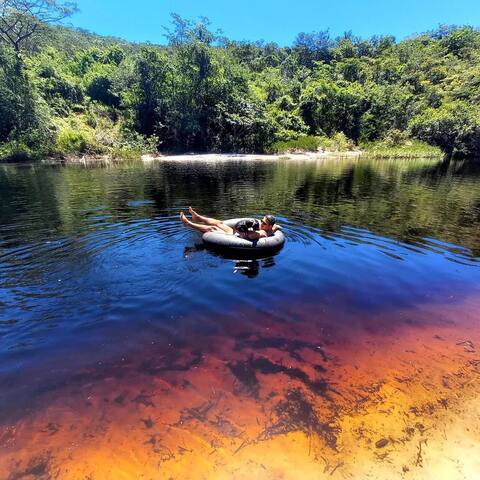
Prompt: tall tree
<box><xmin>0</xmin><ymin>0</ymin><xmax>75</xmax><ymax>146</ymax></box>
<box><xmin>0</xmin><ymin>0</ymin><xmax>77</xmax><ymax>52</ymax></box>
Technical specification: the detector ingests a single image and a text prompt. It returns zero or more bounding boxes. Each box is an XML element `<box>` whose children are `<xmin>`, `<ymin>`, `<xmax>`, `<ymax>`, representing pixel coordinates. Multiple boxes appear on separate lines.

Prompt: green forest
<box><xmin>1</xmin><ymin>1</ymin><xmax>480</xmax><ymax>161</ymax></box>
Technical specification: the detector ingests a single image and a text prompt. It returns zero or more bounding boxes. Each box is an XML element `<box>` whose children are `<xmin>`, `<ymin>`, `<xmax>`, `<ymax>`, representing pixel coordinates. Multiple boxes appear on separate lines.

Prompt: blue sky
<box><xmin>70</xmin><ymin>0</ymin><xmax>480</xmax><ymax>45</ymax></box>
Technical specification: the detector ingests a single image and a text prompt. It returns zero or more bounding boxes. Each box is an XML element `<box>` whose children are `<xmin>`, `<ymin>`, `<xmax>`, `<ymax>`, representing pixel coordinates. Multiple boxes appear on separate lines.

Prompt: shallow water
<box><xmin>0</xmin><ymin>157</ymin><xmax>480</xmax><ymax>479</ymax></box>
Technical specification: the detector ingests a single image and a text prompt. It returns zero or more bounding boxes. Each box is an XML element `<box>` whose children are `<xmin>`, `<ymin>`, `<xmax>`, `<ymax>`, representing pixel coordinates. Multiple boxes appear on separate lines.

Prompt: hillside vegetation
<box><xmin>1</xmin><ymin>10</ymin><xmax>480</xmax><ymax>160</ymax></box>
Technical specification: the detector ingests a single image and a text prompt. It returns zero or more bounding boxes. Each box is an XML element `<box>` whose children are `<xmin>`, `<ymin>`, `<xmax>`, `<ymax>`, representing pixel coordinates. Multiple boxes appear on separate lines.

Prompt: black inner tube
<box><xmin>202</xmin><ymin>218</ymin><xmax>285</xmax><ymax>252</ymax></box>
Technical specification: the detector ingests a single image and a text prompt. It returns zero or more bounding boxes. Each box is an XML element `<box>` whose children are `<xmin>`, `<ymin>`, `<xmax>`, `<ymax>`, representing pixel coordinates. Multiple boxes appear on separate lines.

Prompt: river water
<box><xmin>1</xmin><ymin>157</ymin><xmax>479</xmax><ymax>479</ymax></box>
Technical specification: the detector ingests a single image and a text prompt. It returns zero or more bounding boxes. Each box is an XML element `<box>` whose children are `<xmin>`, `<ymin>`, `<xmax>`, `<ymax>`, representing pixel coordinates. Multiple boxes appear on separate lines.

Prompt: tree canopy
<box><xmin>0</xmin><ymin>12</ymin><xmax>479</xmax><ymax>160</ymax></box>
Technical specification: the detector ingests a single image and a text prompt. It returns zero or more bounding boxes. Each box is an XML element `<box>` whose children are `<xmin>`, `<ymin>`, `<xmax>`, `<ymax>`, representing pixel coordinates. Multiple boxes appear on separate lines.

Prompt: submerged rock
<box><xmin>375</xmin><ymin>438</ymin><xmax>389</xmax><ymax>448</ymax></box>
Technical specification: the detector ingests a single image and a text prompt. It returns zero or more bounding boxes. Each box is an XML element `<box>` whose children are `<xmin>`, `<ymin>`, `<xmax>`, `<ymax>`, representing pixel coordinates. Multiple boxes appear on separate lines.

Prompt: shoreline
<box><xmin>50</xmin><ymin>149</ymin><xmax>441</xmax><ymax>165</ymax></box>
<box><xmin>141</xmin><ymin>150</ymin><xmax>364</xmax><ymax>162</ymax></box>
<box><xmin>0</xmin><ymin>149</ymin><xmax>447</xmax><ymax>166</ymax></box>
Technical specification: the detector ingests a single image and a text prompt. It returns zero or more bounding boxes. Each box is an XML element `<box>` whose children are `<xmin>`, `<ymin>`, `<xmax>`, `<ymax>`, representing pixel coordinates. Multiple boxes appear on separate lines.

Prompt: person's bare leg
<box><xmin>188</xmin><ymin>207</ymin><xmax>220</xmax><ymax>225</ymax></box>
<box><xmin>180</xmin><ymin>212</ymin><xmax>216</xmax><ymax>234</ymax></box>
<box><xmin>188</xmin><ymin>207</ymin><xmax>206</xmax><ymax>223</ymax></box>
<box><xmin>188</xmin><ymin>207</ymin><xmax>233</xmax><ymax>234</ymax></box>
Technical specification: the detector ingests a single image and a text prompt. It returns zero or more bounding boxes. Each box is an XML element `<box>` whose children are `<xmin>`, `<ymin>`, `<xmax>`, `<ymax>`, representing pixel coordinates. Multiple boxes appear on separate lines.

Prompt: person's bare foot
<box><xmin>188</xmin><ymin>206</ymin><xmax>201</xmax><ymax>222</ymax></box>
<box><xmin>180</xmin><ymin>211</ymin><xmax>189</xmax><ymax>226</ymax></box>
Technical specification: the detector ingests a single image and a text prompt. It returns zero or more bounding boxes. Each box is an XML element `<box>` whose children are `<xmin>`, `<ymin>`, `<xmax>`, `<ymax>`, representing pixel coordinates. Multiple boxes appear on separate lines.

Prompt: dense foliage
<box><xmin>1</xmin><ymin>13</ymin><xmax>479</xmax><ymax>160</ymax></box>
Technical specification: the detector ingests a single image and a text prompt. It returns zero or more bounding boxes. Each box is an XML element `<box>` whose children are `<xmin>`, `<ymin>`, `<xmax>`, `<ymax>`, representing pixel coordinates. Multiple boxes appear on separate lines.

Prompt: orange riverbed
<box><xmin>1</xmin><ymin>295</ymin><xmax>479</xmax><ymax>480</ymax></box>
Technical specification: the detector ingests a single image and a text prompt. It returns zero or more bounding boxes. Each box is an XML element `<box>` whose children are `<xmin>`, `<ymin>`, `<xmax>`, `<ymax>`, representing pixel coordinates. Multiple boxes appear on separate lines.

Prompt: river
<box><xmin>1</xmin><ymin>156</ymin><xmax>479</xmax><ymax>479</ymax></box>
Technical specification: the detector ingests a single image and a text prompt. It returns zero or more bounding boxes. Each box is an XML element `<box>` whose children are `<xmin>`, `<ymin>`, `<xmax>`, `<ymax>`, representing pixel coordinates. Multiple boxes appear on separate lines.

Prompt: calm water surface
<box><xmin>1</xmin><ymin>157</ymin><xmax>480</xmax><ymax>478</ymax></box>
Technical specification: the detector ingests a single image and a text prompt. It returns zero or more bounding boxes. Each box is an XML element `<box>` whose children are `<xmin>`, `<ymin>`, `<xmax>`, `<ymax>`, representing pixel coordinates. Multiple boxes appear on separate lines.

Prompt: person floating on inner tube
<box><xmin>179</xmin><ymin>207</ymin><xmax>281</xmax><ymax>240</ymax></box>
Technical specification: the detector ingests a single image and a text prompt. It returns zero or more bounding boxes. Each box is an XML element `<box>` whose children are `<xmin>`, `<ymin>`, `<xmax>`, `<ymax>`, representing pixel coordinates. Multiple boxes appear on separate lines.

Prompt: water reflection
<box><xmin>2</xmin><ymin>157</ymin><xmax>480</xmax><ymax>255</ymax></box>
<box><xmin>233</xmin><ymin>259</ymin><xmax>260</xmax><ymax>277</ymax></box>
<box><xmin>183</xmin><ymin>243</ymin><xmax>279</xmax><ymax>278</ymax></box>
<box><xmin>233</xmin><ymin>257</ymin><xmax>277</xmax><ymax>278</ymax></box>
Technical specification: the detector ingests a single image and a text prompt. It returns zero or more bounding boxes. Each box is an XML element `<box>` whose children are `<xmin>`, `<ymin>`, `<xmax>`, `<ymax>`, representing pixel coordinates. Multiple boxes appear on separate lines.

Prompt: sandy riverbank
<box><xmin>141</xmin><ymin>151</ymin><xmax>363</xmax><ymax>162</ymax></box>
<box><xmin>23</xmin><ymin>151</ymin><xmax>361</xmax><ymax>166</ymax></box>
<box><xmin>17</xmin><ymin>148</ymin><xmax>441</xmax><ymax>166</ymax></box>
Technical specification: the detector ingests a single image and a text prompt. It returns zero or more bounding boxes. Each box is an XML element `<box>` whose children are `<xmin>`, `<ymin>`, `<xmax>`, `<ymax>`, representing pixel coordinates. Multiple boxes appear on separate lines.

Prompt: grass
<box><xmin>362</xmin><ymin>139</ymin><xmax>443</xmax><ymax>159</ymax></box>
<box><xmin>268</xmin><ymin>133</ymin><xmax>356</xmax><ymax>154</ymax></box>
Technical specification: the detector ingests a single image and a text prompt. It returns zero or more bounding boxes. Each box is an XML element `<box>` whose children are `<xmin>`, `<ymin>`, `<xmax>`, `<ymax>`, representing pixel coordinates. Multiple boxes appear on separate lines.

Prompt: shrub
<box><xmin>55</xmin><ymin>128</ymin><xmax>94</xmax><ymax>154</ymax></box>
<box><xmin>383</xmin><ymin>128</ymin><xmax>409</xmax><ymax>146</ymax></box>
<box><xmin>110</xmin><ymin>146</ymin><xmax>143</xmax><ymax>160</ymax></box>
<box><xmin>409</xmin><ymin>102</ymin><xmax>480</xmax><ymax>157</ymax></box>
<box><xmin>318</xmin><ymin>132</ymin><xmax>355</xmax><ymax>151</ymax></box>
<box><xmin>268</xmin><ymin>135</ymin><xmax>321</xmax><ymax>153</ymax></box>
<box><xmin>86</xmin><ymin>75</ymin><xmax>120</xmax><ymax>107</ymax></box>
<box><xmin>268</xmin><ymin>133</ymin><xmax>357</xmax><ymax>154</ymax></box>
<box><xmin>0</xmin><ymin>141</ymin><xmax>38</xmax><ymax>162</ymax></box>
